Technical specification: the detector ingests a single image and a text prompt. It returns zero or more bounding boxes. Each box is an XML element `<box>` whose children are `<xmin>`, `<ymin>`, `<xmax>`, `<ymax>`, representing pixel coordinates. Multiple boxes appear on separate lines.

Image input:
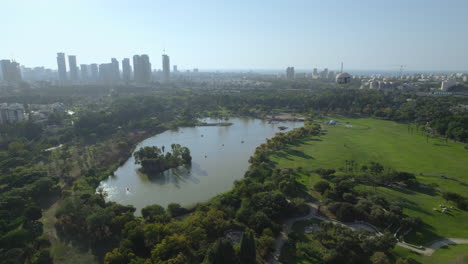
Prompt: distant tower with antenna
<box><xmin>336</xmin><ymin>61</ymin><xmax>351</xmax><ymax>85</ymax></box>
<box><xmin>399</xmin><ymin>65</ymin><xmax>406</xmax><ymax>79</ymax></box>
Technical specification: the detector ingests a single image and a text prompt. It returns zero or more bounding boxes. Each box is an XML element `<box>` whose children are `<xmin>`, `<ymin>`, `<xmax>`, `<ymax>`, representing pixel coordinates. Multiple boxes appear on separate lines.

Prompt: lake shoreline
<box><xmin>98</xmin><ymin>118</ymin><xmax>304</xmax><ymax>215</ymax></box>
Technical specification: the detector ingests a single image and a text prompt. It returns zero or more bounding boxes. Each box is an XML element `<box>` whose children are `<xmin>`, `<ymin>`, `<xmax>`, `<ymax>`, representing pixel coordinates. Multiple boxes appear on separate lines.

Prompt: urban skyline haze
<box><xmin>2</xmin><ymin>0</ymin><xmax>468</xmax><ymax>71</ymax></box>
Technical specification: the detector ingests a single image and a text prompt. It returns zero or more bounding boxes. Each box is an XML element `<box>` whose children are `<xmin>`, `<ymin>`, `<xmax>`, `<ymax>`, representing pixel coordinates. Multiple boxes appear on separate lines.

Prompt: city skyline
<box><xmin>2</xmin><ymin>0</ymin><xmax>468</xmax><ymax>71</ymax></box>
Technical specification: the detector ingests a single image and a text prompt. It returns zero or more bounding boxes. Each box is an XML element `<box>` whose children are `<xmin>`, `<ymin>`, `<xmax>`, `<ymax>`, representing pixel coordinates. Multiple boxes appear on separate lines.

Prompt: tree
<box><xmin>24</xmin><ymin>206</ymin><xmax>42</xmax><ymax>222</ymax></box>
<box><xmin>239</xmin><ymin>230</ymin><xmax>256</xmax><ymax>264</ymax></box>
<box><xmin>141</xmin><ymin>204</ymin><xmax>167</xmax><ymax>223</ymax></box>
<box><xmin>370</xmin><ymin>252</ymin><xmax>391</xmax><ymax>264</ymax></box>
<box><xmin>204</xmin><ymin>239</ymin><xmax>238</xmax><ymax>264</ymax></box>
<box><xmin>314</xmin><ymin>180</ymin><xmax>331</xmax><ymax>194</ymax></box>
<box><xmin>257</xmin><ymin>228</ymin><xmax>274</xmax><ymax>258</ymax></box>
<box><xmin>104</xmin><ymin>248</ymin><xmax>127</xmax><ymax>264</ymax></box>
<box><xmin>167</xmin><ymin>203</ymin><xmax>187</xmax><ymax>217</ymax></box>
<box><xmin>31</xmin><ymin>248</ymin><xmax>53</xmax><ymax>264</ymax></box>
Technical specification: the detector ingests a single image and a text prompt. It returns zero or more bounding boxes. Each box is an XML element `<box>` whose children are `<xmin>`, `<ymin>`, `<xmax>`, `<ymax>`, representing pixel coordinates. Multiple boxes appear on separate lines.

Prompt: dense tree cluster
<box><xmin>134</xmin><ymin>144</ymin><xmax>192</xmax><ymax>174</ymax></box>
<box><xmin>312</xmin><ymin>163</ymin><xmax>422</xmax><ymax>237</ymax></box>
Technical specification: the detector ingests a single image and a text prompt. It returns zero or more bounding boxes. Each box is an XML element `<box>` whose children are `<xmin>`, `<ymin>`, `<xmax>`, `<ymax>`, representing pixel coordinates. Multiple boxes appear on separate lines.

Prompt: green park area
<box><xmin>393</xmin><ymin>245</ymin><xmax>468</xmax><ymax>264</ymax></box>
<box><xmin>270</xmin><ymin>117</ymin><xmax>468</xmax><ymax>263</ymax></box>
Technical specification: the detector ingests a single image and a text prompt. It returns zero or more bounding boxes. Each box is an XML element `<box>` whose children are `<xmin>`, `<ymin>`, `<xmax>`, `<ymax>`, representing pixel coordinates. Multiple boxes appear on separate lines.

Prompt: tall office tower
<box><xmin>133</xmin><ymin>55</ymin><xmax>142</xmax><ymax>82</ymax></box>
<box><xmin>141</xmin><ymin>55</ymin><xmax>151</xmax><ymax>83</ymax></box>
<box><xmin>90</xmin><ymin>64</ymin><xmax>98</xmax><ymax>81</ymax></box>
<box><xmin>162</xmin><ymin>54</ymin><xmax>170</xmax><ymax>82</ymax></box>
<box><xmin>80</xmin><ymin>64</ymin><xmax>88</xmax><ymax>81</ymax></box>
<box><xmin>313</xmin><ymin>68</ymin><xmax>318</xmax><ymax>77</ymax></box>
<box><xmin>286</xmin><ymin>67</ymin><xmax>295</xmax><ymax>80</ymax></box>
<box><xmin>0</xmin><ymin>60</ymin><xmax>22</xmax><ymax>82</ymax></box>
<box><xmin>173</xmin><ymin>65</ymin><xmax>178</xmax><ymax>73</ymax></box>
<box><xmin>68</xmin><ymin>55</ymin><xmax>78</xmax><ymax>81</ymax></box>
<box><xmin>56</xmin><ymin>53</ymin><xmax>67</xmax><ymax>81</ymax></box>
<box><xmin>111</xmin><ymin>58</ymin><xmax>120</xmax><ymax>81</ymax></box>
<box><xmin>122</xmin><ymin>58</ymin><xmax>131</xmax><ymax>82</ymax></box>
<box><xmin>322</xmin><ymin>68</ymin><xmax>329</xmax><ymax>79</ymax></box>
<box><xmin>99</xmin><ymin>63</ymin><xmax>113</xmax><ymax>83</ymax></box>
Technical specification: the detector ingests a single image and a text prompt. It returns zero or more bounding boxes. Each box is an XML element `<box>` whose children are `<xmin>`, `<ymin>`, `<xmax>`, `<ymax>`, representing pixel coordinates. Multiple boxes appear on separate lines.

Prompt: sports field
<box><xmin>270</xmin><ymin>117</ymin><xmax>468</xmax><ymax>245</ymax></box>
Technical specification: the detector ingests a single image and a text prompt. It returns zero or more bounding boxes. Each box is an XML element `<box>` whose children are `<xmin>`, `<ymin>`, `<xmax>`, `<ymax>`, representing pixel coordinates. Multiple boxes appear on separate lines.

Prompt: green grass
<box><xmin>270</xmin><ymin>117</ymin><xmax>468</xmax><ymax>244</ymax></box>
<box><xmin>392</xmin><ymin>244</ymin><xmax>468</xmax><ymax>264</ymax></box>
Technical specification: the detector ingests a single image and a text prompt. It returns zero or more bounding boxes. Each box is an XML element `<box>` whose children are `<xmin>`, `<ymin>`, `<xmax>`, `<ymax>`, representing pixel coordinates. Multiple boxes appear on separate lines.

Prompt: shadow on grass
<box><xmin>378</xmin><ymin>187</ymin><xmax>434</xmax><ymax>216</ymax></box>
<box><xmin>309</xmin><ymin>138</ymin><xmax>323</xmax><ymax>142</ymax></box>
<box><xmin>284</xmin><ymin>148</ymin><xmax>315</xmax><ymax>160</ymax></box>
<box><xmin>273</xmin><ymin>151</ymin><xmax>294</xmax><ymax>161</ymax></box>
<box><xmin>404</xmin><ymin>222</ymin><xmax>442</xmax><ymax>246</ymax></box>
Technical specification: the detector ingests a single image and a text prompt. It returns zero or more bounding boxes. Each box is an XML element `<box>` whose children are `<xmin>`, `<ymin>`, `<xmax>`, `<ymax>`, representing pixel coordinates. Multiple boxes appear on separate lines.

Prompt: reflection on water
<box><xmin>97</xmin><ymin>118</ymin><xmax>303</xmax><ymax>215</ymax></box>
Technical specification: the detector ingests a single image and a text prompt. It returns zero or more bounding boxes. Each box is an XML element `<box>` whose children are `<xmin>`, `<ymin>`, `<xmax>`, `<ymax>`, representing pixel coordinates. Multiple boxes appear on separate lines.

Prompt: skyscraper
<box><xmin>68</xmin><ymin>55</ymin><xmax>78</xmax><ymax>81</ymax></box>
<box><xmin>80</xmin><ymin>64</ymin><xmax>88</xmax><ymax>81</ymax></box>
<box><xmin>133</xmin><ymin>55</ymin><xmax>141</xmax><ymax>82</ymax></box>
<box><xmin>162</xmin><ymin>54</ymin><xmax>170</xmax><ymax>82</ymax></box>
<box><xmin>111</xmin><ymin>58</ymin><xmax>120</xmax><ymax>81</ymax></box>
<box><xmin>141</xmin><ymin>55</ymin><xmax>151</xmax><ymax>83</ymax></box>
<box><xmin>90</xmin><ymin>64</ymin><xmax>98</xmax><ymax>81</ymax></box>
<box><xmin>286</xmin><ymin>67</ymin><xmax>295</xmax><ymax>80</ymax></box>
<box><xmin>173</xmin><ymin>65</ymin><xmax>178</xmax><ymax>73</ymax></box>
<box><xmin>133</xmin><ymin>54</ymin><xmax>151</xmax><ymax>83</ymax></box>
<box><xmin>99</xmin><ymin>63</ymin><xmax>113</xmax><ymax>83</ymax></box>
<box><xmin>0</xmin><ymin>60</ymin><xmax>22</xmax><ymax>82</ymax></box>
<box><xmin>56</xmin><ymin>53</ymin><xmax>67</xmax><ymax>82</ymax></box>
<box><xmin>122</xmin><ymin>58</ymin><xmax>131</xmax><ymax>82</ymax></box>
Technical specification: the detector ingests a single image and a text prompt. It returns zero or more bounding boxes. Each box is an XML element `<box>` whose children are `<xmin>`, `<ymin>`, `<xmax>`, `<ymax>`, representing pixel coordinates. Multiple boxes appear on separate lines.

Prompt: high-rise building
<box><xmin>68</xmin><ymin>55</ymin><xmax>78</xmax><ymax>81</ymax></box>
<box><xmin>111</xmin><ymin>58</ymin><xmax>120</xmax><ymax>81</ymax></box>
<box><xmin>99</xmin><ymin>63</ymin><xmax>113</xmax><ymax>83</ymax></box>
<box><xmin>133</xmin><ymin>54</ymin><xmax>151</xmax><ymax>83</ymax></box>
<box><xmin>141</xmin><ymin>55</ymin><xmax>151</xmax><ymax>83</ymax></box>
<box><xmin>90</xmin><ymin>64</ymin><xmax>99</xmax><ymax>81</ymax></box>
<box><xmin>313</xmin><ymin>68</ymin><xmax>318</xmax><ymax>77</ymax></box>
<box><xmin>321</xmin><ymin>68</ymin><xmax>329</xmax><ymax>79</ymax></box>
<box><xmin>122</xmin><ymin>58</ymin><xmax>131</xmax><ymax>82</ymax></box>
<box><xmin>173</xmin><ymin>65</ymin><xmax>178</xmax><ymax>73</ymax></box>
<box><xmin>162</xmin><ymin>54</ymin><xmax>170</xmax><ymax>82</ymax></box>
<box><xmin>0</xmin><ymin>60</ymin><xmax>22</xmax><ymax>82</ymax></box>
<box><xmin>80</xmin><ymin>64</ymin><xmax>88</xmax><ymax>81</ymax></box>
<box><xmin>286</xmin><ymin>67</ymin><xmax>295</xmax><ymax>80</ymax></box>
<box><xmin>57</xmin><ymin>53</ymin><xmax>67</xmax><ymax>82</ymax></box>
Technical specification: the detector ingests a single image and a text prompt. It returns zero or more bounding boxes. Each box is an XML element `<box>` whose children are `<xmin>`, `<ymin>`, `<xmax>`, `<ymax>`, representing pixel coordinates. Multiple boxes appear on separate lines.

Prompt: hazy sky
<box><xmin>2</xmin><ymin>0</ymin><xmax>468</xmax><ymax>71</ymax></box>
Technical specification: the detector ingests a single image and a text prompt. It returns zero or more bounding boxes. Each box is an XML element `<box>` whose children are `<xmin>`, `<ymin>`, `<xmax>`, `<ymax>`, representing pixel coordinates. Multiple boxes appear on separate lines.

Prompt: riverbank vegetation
<box><xmin>134</xmin><ymin>144</ymin><xmax>192</xmax><ymax>174</ymax></box>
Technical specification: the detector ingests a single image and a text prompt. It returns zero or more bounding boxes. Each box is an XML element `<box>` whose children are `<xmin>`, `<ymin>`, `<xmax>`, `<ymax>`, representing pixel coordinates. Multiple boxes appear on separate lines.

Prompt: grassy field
<box><xmin>392</xmin><ymin>245</ymin><xmax>468</xmax><ymax>264</ymax></box>
<box><xmin>270</xmin><ymin>117</ymin><xmax>468</xmax><ymax>262</ymax></box>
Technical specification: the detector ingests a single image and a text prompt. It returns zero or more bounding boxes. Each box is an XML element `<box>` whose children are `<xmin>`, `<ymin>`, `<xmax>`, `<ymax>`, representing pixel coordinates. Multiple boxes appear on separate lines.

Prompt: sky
<box><xmin>2</xmin><ymin>0</ymin><xmax>468</xmax><ymax>71</ymax></box>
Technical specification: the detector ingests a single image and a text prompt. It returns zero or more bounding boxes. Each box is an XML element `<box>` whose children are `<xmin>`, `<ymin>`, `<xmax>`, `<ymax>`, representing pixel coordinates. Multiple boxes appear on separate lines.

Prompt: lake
<box><xmin>97</xmin><ymin>118</ymin><xmax>303</xmax><ymax>215</ymax></box>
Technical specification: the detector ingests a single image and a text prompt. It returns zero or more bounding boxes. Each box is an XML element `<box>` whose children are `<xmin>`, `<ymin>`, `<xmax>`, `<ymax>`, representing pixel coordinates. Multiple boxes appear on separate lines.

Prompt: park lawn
<box><xmin>357</xmin><ymin>185</ymin><xmax>468</xmax><ymax>244</ymax></box>
<box><xmin>392</xmin><ymin>244</ymin><xmax>468</xmax><ymax>264</ymax></box>
<box><xmin>270</xmin><ymin>117</ymin><xmax>468</xmax><ymax>244</ymax></box>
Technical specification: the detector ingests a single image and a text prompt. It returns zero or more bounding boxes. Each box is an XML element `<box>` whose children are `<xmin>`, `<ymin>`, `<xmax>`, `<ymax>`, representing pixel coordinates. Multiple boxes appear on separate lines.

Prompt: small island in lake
<box><xmin>134</xmin><ymin>144</ymin><xmax>192</xmax><ymax>174</ymax></box>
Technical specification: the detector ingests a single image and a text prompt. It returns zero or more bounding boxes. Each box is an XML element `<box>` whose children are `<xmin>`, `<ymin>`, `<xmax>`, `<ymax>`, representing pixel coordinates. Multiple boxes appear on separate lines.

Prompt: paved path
<box><xmin>268</xmin><ymin>203</ymin><xmax>468</xmax><ymax>263</ymax></box>
<box><xmin>398</xmin><ymin>238</ymin><xmax>468</xmax><ymax>256</ymax></box>
<box><xmin>269</xmin><ymin>202</ymin><xmax>318</xmax><ymax>263</ymax></box>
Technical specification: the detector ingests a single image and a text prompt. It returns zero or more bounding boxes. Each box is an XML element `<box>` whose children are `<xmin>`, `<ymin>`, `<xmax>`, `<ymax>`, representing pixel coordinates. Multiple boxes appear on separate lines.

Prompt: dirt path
<box><xmin>269</xmin><ymin>203</ymin><xmax>468</xmax><ymax>263</ymax></box>
<box><xmin>41</xmin><ymin>199</ymin><xmax>99</xmax><ymax>264</ymax></box>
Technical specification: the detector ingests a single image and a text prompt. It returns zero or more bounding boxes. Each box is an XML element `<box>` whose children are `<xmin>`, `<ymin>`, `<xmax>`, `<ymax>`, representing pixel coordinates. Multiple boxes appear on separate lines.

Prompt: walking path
<box><xmin>269</xmin><ymin>202</ymin><xmax>468</xmax><ymax>263</ymax></box>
